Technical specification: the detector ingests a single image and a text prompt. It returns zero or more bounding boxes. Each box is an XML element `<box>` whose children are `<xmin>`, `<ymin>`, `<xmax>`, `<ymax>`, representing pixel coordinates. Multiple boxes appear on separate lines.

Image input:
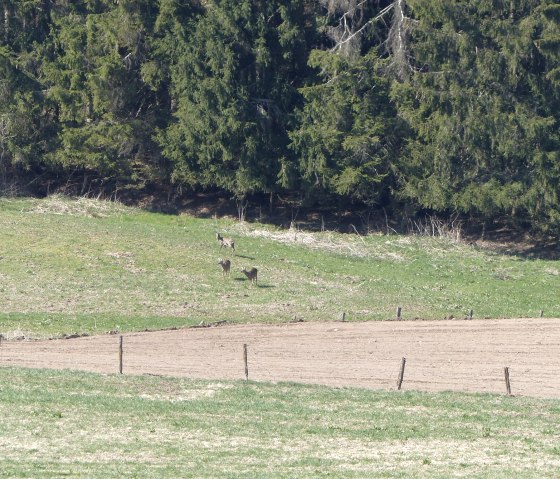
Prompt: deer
<box><xmin>218</xmin><ymin>258</ymin><xmax>231</xmax><ymax>277</ymax></box>
<box><xmin>216</xmin><ymin>232</ymin><xmax>235</xmax><ymax>252</ymax></box>
<box><xmin>241</xmin><ymin>267</ymin><xmax>258</xmax><ymax>285</ymax></box>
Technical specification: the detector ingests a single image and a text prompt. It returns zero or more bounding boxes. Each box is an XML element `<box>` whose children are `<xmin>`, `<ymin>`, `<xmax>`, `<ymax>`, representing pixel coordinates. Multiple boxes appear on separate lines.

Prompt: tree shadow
<box><xmin>466</xmin><ymin>230</ymin><xmax>560</xmax><ymax>260</ymax></box>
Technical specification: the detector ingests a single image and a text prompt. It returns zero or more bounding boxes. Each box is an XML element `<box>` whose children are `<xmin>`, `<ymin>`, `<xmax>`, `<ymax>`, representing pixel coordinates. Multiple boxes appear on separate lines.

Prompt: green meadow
<box><xmin>0</xmin><ymin>195</ymin><xmax>558</xmax><ymax>339</ymax></box>
<box><xmin>1</xmin><ymin>367</ymin><xmax>559</xmax><ymax>478</ymax></box>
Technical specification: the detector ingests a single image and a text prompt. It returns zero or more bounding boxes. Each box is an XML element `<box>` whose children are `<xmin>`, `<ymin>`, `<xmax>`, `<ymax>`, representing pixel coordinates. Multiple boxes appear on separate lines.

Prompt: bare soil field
<box><xmin>2</xmin><ymin>318</ymin><xmax>560</xmax><ymax>398</ymax></box>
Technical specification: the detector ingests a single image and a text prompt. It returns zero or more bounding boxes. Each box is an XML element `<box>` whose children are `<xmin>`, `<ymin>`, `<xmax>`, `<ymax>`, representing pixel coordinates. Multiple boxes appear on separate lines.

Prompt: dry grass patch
<box><xmin>28</xmin><ymin>194</ymin><xmax>134</xmax><ymax>217</ymax></box>
<box><xmin>238</xmin><ymin>223</ymin><xmax>374</xmax><ymax>258</ymax></box>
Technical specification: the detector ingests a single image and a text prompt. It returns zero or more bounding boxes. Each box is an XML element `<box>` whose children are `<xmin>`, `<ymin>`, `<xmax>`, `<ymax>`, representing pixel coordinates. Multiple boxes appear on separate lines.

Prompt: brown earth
<box><xmin>2</xmin><ymin>318</ymin><xmax>560</xmax><ymax>398</ymax></box>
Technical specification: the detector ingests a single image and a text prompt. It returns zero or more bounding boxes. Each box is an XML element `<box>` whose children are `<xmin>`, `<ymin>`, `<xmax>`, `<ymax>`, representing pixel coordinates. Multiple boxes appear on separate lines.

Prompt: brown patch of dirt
<box><xmin>2</xmin><ymin>318</ymin><xmax>560</xmax><ymax>398</ymax></box>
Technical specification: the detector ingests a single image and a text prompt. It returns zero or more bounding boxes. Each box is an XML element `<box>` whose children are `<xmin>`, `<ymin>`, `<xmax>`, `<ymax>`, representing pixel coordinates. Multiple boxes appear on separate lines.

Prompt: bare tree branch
<box><xmin>386</xmin><ymin>0</ymin><xmax>414</xmax><ymax>80</ymax></box>
<box><xmin>324</xmin><ymin>0</ymin><xmax>415</xmax><ymax>80</ymax></box>
<box><xmin>329</xmin><ymin>3</ymin><xmax>395</xmax><ymax>55</ymax></box>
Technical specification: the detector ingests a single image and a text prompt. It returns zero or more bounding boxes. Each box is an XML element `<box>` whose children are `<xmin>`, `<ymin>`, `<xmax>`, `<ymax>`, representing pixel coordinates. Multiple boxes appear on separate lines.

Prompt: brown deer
<box><xmin>241</xmin><ymin>267</ymin><xmax>258</xmax><ymax>285</ymax></box>
<box><xmin>216</xmin><ymin>232</ymin><xmax>235</xmax><ymax>252</ymax></box>
<box><xmin>218</xmin><ymin>258</ymin><xmax>231</xmax><ymax>277</ymax></box>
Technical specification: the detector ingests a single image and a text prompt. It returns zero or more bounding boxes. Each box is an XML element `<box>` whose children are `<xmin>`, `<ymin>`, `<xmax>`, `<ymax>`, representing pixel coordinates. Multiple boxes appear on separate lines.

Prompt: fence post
<box><xmin>339</xmin><ymin>312</ymin><xmax>346</xmax><ymax>322</ymax></box>
<box><xmin>397</xmin><ymin>357</ymin><xmax>406</xmax><ymax>390</ymax></box>
<box><xmin>469</xmin><ymin>309</ymin><xmax>473</xmax><ymax>320</ymax></box>
<box><xmin>396</xmin><ymin>307</ymin><xmax>402</xmax><ymax>321</ymax></box>
<box><xmin>504</xmin><ymin>367</ymin><xmax>512</xmax><ymax>396</ymax></box>
<box><xmin>243</xmin><ymin>344</ymin><xmax>249</xmax><ymax>381</ymax></box>
<box><xmin>119</xmin><ymin>335</ymin><xmax>123</xmax><ymax>374</ymax></box>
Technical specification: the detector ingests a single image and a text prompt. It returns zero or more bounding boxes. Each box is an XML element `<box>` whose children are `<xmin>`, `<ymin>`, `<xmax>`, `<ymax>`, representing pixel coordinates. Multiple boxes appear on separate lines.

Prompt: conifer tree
<box><xmin>40</xmin><ymin>0</ymin><xmax>166</xmax><ymax>194</ymax></box>
<box><xmin>393</xmin><ymin>0</ymin><xmax>560</xmax><ymax>232</ymax></box>
<box><xmin>289</xmin><ymin>1</ymin><xmax>404</xmax><ymax>206</ymax></box>
<box><xmin>158</xmin><ymin>0</ymin><xmax>314</xmax><ymax>200</ymax></box>
<box><xmin>0</xmin><ymin>0</ymin><xmax>53</xmax><ymax>188</ymax></box>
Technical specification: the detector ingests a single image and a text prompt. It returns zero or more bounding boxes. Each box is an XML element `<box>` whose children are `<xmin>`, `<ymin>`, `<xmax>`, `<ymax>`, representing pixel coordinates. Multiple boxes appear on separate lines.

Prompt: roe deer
<box><xmin>216</xmin><ymin>232</ymin><xmax>235</xmax><ymax>252</ymax></box>
<box><xmin>241</xmin><ymin>267</ymin><xmax>258</xmax><ymax>285</ymax></box>
<box><xmin>218</xmin><ymin>258</ymin><xmax>231</xmax><ymax>277</ymax></box>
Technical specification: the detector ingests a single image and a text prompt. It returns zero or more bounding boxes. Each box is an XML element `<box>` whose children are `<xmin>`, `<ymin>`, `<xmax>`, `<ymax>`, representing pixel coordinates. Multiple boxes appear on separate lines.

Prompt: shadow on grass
<box><xmin>233</xmin><ymin>254</ymin><xmax>256</xmax><ymax>260</ymax></box>
<box><xmin>232</xmin><ymin>278</ymin><xmax>274</xmax><ymax>288</ymax></box>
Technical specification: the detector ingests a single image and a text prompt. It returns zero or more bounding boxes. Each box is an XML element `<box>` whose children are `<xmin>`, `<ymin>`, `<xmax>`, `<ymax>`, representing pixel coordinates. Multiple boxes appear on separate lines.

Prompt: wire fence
<box><xmin>1</xmin><ymin>318</ymin><xmax>559</xmax><ymax>398</ymax></box>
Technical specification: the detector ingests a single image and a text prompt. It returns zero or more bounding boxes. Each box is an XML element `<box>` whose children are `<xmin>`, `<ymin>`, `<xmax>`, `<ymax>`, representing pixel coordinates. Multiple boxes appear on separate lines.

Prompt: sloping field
<box><xmin>1</xmin><ymin>196</ymin><xmax>560</xmax><ymax>341</ymax></box>
<box><xmin>3</xmin><ymin>317</ymin><xmax>560</xmax><ymax>398</ymax></box>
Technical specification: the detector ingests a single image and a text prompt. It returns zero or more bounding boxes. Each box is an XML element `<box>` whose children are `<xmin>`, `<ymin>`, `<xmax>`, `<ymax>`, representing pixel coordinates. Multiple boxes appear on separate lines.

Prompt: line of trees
<box><xmin>1</xmin><ymin>0</ymin><xmax>559</xmax><ymax>233</ymax></box>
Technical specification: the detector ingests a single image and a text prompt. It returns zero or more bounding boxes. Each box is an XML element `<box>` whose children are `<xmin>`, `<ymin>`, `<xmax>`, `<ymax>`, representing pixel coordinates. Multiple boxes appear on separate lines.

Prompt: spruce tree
<box><xmin>393</xmin><ymin>0</ymin><xmax>560</xmax><ymax>232</ymax></box>
<box><xmin>158</xmin><ymin>0</ymin><xmax>315</xmax><ymax>200</ymax></box>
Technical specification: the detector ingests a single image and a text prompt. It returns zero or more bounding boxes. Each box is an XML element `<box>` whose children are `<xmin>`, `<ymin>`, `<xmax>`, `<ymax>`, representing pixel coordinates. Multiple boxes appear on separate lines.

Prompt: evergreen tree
<box><xmin>0</xmin><ymin>0</ymin><xmax>558</xmax><ymax>234</ymax></box>
<box><xmin>158</xmin><ymin>0</ymin><xmax>315</xmax><ymax>200</ymax></box>
<box><xmin>39</xmin><ymin>0</ymin><xmax>166</xmax><ymax>194</ymax></box>
<box><xmin>527</xmin><ymin>1</ymin><xmax>560</xmax><ymax>230</ymax></box>
<box><xmin>289</xmin><ymin>1</ymin><xmax>404</xmax><ymax>207</ymax></box>
<box><xmin>393</xmin><ymin>0</ymin><xmax>560</xmax><ymax>232</ymax></box>
<box><xmin>289</xmin><ymin>50</ymin><xmax>399</xmax><ymax>206</ymax></box>
<box><xmin>0</xmin><ymin>0</ymin><xmax>53</xmax><ymax>189</ymax></box>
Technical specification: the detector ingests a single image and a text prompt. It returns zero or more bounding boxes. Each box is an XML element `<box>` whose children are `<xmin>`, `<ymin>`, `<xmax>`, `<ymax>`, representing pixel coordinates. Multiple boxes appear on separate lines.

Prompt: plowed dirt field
<box><xmin>2</xmin><ymin>318</ymin><xmax>560</xmax><ymax>398</ymax></box>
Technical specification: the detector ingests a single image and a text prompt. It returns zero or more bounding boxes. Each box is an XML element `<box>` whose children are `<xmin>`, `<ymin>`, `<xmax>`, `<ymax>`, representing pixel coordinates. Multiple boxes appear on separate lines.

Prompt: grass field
<box><xmin>1</xmin><ymin>366</ymin><xmax>559</xmax><ymax>478</ymax></box>
<box><xmin>0</xmin><ymin>195</ymin><xmax>558</xmax><ymax>339</ymax></box>
<box><xmin>1</xmin><ymin>196</ymin><xmax>559</xmax><ymax>477</ymax></box>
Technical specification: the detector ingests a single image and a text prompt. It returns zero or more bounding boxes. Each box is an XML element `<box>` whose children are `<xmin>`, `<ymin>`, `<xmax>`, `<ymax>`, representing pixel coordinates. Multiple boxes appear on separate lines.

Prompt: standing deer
<box><xmin>218</xmin><ymin>258</ymin><xmax>231</xmax><ymax>277</ymax></box>
<box><xmin>216</xmin><ymin>232</ymin><xmax>235</xmax><ymax>252</ymax></box>
<box><xmin>241</xmin><ymin>267</ymin><xmax>258</xmax><ymax>285</ymax></box>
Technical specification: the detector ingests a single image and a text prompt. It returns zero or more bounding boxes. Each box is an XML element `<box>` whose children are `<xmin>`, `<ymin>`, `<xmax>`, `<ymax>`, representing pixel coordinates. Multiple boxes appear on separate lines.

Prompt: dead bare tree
<box><xmin>386</xmin><ymin>0</ymin><xmax>415</xmax><ymax>80</ymax></box>
<box><xmin>236</xmin><ymin>197</ymin><xmax>248</xmax><ymax>223</ymax></box>
<box><xmin>325</xmin><ymin>1</ymin><xmax>394</xmax><ymax>56</ymax></box>
<box><xmin>323</xmin><ymin>0</ymin><xmax>372</xmax><ymax>57</ymax></box>
<box><xmin>323</xmin><ymin>0</ymin><xmax>415</xmax><ymax>79</ymax></box>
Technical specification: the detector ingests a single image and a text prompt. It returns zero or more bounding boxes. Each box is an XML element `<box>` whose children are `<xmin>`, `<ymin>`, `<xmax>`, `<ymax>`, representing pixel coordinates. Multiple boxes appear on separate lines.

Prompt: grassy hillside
<box><xmin>1</xmin><ymin>366</ymin><xmax>559</xmax><ymax>478</ymax></box>
<box><xmin>0</xmin><ymin>195</ymin><xmax>558</xmax><ymax>338</ymax></box>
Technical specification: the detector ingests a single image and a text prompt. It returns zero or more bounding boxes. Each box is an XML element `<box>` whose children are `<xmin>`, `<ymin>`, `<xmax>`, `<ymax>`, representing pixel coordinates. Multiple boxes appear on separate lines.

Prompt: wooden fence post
<box><xmin>339</xmin><ymin>312</ymin><xmax>346</xmax><ymax>322</ymax></box>
<box><xmin>396</xmin><ymin>307</ymin><xmax>402</xmax><ymax>321</ymax></box>
<box><xmin>119</xmin><ymin>335</ymin><xmax>123</xmax><ymax>374</ymax></box>
<box><xmin>397</xmin><ymin>357</ymin><xmax>406</xmax><ymax>390</ymax></box>
<box><xmin>243</xmin><ymin>344</ymin><xmax>249</xmax><ymax>381</ymax></box>
<box><xmin>469</xmin><ymin>309</ymin><xmax>473</xmax><ymax>320</ymax></box>
<box><xmin>504</xmin><ymin>367</ymin><xmax>512</xmax><ymax>396</ymax></box>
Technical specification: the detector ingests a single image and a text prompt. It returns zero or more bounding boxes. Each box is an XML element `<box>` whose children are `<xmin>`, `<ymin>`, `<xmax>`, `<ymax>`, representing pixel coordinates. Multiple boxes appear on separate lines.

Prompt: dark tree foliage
<box><xmin>0</xmin><ymin>0</ymin><xmax>558</xmax><ymax>234</ymax></box>
<box><xmin>289</xmin><ymin>50</ymin><xmax>400</xmax><ymax>207</ymax></box>
<box><xmin>37</xmin><ymin>0</ymin><xmax>168</xmax><ymax>194</ymax></box>
<box><xmin>157</xmin><ymin>0</ymin><xmax>316</xmax><ymax>199</ymax></box>
<box><xmin>0</xmin><ymin>1</ymin><xmax>54</xmax><ymax>187</ymax></box>
<box><xmin>393</xmin><ymin>0</ymin><xmax>560</xmax><ymax>231</ymax></box>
